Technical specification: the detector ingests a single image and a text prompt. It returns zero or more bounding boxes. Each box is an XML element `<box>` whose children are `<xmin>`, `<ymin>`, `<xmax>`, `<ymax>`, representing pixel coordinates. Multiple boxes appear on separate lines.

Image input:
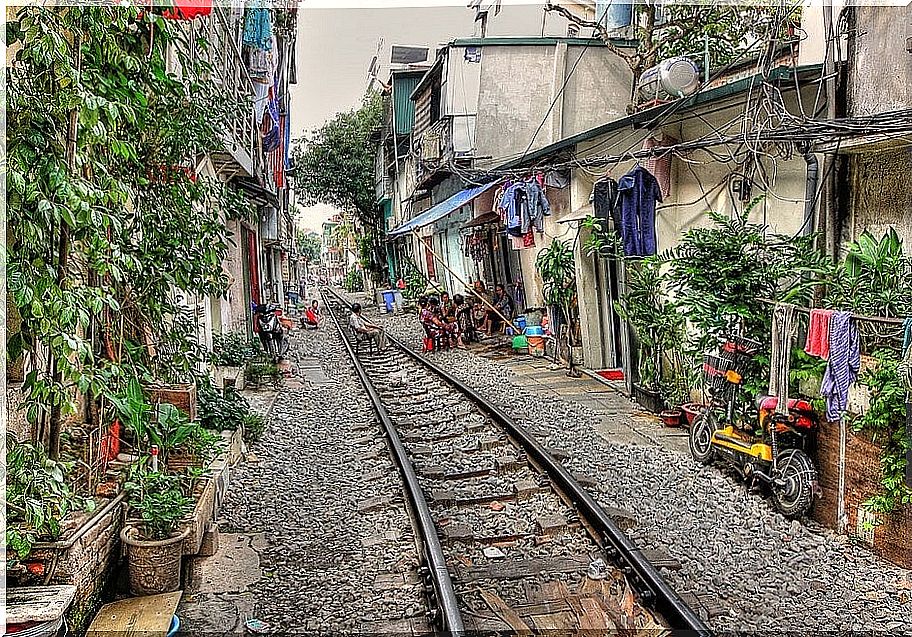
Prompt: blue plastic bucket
<box><xmin>525</xmin><ymin>325</ymin><xmax>544</xmax><ymax>337</ymax></box>
<box><xmin>515</xmin><ymin>315</ymin><xmax>527</xmax><ymax>330</ymax></box>
<box><xmin>381</xmin><ymin>290</ymin><xmax>395</xmax><ymax>313</ymax></box>
<box><xmin>168</xmin><ymin>615</ymin><xmax>180</xmax><ymax>637</ymax></box>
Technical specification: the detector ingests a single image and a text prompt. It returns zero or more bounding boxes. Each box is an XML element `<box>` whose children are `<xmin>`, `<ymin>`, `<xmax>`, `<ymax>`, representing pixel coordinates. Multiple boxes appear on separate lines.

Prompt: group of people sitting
<box><xmin>418</xmin><ymin>281</ymin><xmax>516</xmax><ymax>349</ymax></box>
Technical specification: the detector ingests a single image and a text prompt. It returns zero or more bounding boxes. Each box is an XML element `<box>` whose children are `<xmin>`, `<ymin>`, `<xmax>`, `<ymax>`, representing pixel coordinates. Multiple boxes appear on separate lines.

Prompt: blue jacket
<box><xmin>617</xmin><ymin>166</ymin><xmax>662</xmax><ymax>256</ymax></box>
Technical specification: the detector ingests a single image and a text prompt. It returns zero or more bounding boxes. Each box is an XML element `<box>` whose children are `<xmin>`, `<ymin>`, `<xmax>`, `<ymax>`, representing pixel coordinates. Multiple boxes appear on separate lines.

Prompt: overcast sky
<box><xmin>290</xmin><ymin>2</ymin><xmax>548</xmax><ymax>232</ymax></box>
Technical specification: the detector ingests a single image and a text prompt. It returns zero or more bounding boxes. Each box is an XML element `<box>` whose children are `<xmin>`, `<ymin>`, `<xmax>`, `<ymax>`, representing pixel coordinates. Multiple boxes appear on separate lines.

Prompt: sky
<box><xmin>289</xmin><ymin>2</ymin><xmax>549</xmax><ymax>232</ymax></box>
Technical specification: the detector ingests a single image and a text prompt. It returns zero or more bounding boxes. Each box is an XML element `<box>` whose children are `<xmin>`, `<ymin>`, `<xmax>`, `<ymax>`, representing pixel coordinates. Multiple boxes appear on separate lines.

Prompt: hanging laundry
<box><xmin>591</xmin><ymin>176</ymin><xmax>621</xmax><ymax>232</ymax></box>
<box><xmin>523</xmin><ymin>180</ymin><xmax>551</xmax><ymax>234</ymax></box>
<box><xmin>820</xmin><ymin>311</ymin><xmax>860</xmax><ymax>423</ymax></box>
<box><xmin>501</xmin><ymin>182</ymin><xmax>526</xmax><ymax>237</ymax></box>
<box><xmin>642</xmin><ymin>134</ymin><xmax>676</xmax><ymax>198</ymax></box>
<box><xmin>244</xmin><ymin>8</ymin><xmax>273</xmax><ymax>51</ymax></box>
<box><xmin>162</xmin><ymin>0</ymin><xmax>212</xmax><ymax>20</ymax></box>
<box><xmin>804</xmin><ymin>308</ymin><xmax>834</xmax><ymax>359</ymax></box>
<box><xmin>617</xmin><ymin>166</ymin><xmax>662</xmax><ymax>257</ymax></box>
<box><xmin>769</xmin><ymin>303</ymin><xmax>798</xmax><ymax>415</ymax></box>
<box><xmin>521</xmin><ymin>230</ymin><xmax>535</xmax><ymax>248</ymax></box>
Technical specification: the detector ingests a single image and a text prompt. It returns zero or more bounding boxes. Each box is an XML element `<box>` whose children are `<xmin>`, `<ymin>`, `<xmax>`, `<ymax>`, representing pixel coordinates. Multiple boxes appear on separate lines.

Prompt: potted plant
<box><xmin>121</xmin><ymin>468</ymin><xmax>192</xmax><ymax>595</ymax></box>
<box><xmin>210</xmin><ymin>332</ymin><xmax>256</xmax><ymax>390</ymax></box>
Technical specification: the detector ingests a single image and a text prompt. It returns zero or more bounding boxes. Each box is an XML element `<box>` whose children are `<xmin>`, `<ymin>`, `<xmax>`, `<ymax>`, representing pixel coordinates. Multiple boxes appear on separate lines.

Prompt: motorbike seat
<box><xmin>756</xmin><ymin>395</ymin><xmax>814</xmax><ymax>414</ymax></box>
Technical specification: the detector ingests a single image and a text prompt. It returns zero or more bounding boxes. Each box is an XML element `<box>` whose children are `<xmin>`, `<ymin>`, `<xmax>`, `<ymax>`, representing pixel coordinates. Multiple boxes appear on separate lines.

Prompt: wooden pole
<box><xmin>411</xmin><ymin>229</ymin><xmax>519</xmax><ymax>334</ymax></box>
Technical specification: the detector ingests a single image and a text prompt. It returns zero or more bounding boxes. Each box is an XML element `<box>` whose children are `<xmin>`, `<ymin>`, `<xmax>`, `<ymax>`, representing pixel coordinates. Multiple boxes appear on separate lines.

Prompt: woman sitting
<box><xmin>425</xmin><ymin>296</ymin><xmax>458</xmax><ymax>348</ymax></box>
<box><xmin>440</xmin><ymin>292</ymin><xmax>456</xmax><ymax>323</ymax></box>
<box><xmin>301</xmin><ymin>299</ymin><xmax>323</xmax><ymax>330</ymax></box>
<box><xmin>482</xmin><ymin>284</ymin><xmax>515</xmax><ymax>335</ymax></box>
<box><xmin>453</xmin><ymin>294</ymin><xmax>476</xmax><ymax>344</ymax></box>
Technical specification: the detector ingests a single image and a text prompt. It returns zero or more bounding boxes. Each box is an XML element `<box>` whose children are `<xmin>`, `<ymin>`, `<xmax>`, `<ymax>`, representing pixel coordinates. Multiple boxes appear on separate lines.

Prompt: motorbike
<box><xmin>688</xmin><ymin>334</ymin><xmax>820</xmax><ymax>518</ymax></box>
<box><xmin>254</xmin><ymin>303</ymin><xmax>290</xmax><ymax>362</ymax></box>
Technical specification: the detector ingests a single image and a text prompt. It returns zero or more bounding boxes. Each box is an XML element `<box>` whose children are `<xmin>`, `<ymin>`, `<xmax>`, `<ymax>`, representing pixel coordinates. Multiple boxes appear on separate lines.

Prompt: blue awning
<box><xmin>387</xmin><ymin>181</ymin><xmax>500</xmax><ymax>237</ymax></box>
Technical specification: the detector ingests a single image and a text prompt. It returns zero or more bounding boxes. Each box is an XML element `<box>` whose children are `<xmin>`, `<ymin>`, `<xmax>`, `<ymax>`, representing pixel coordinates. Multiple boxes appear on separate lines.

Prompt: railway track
<box><xmin>323</xmin><ymin>288</ymin><xmax>712</xmax><ymax>635</ymax></box>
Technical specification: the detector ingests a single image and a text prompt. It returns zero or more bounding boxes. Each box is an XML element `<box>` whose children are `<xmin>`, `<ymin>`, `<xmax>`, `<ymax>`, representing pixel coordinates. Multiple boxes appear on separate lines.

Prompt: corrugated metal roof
<box><xmin>393</xmin><ymin>74</ymin><xmax>421</xmax><ymax>136</ymax></box>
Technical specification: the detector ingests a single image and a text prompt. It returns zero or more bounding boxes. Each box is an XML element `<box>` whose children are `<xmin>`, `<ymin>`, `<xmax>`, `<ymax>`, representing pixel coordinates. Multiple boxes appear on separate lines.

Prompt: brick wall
<box><xmin>813</xmin><ymin>419</ymin><xmax>912</xmax><ymax>569</ymax></box>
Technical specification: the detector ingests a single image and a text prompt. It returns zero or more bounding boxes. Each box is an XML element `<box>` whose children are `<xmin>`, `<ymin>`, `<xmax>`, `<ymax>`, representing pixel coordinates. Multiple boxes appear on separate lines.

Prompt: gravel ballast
<box><xmin>356</xmin><ymin>297</ymin><xmax>912</xmax><ymax>633</ymax></box>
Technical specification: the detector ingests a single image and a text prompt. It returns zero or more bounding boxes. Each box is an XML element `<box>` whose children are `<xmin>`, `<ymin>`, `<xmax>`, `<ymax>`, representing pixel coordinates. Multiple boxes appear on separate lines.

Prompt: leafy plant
<box><xmin>853</xmin><ymin>351</ymin><xmax>912</xmax><ymax>515</ymax></box>
<box><xmin>665</xmin><ymin>201</ymin><xmax>832</xmax><ymax>397</ymax></box>
<box><xmin>826</xmin><ymin>228</ymin><xmax>912</xmax><ymax>325</ymax></box>
<box><xmin>211</xmin><ymin>332</ymin><xmax>258</xmax><ymax>368</ymax></box>
<box><xmin>242</xmin><ymin>413</ymin><xmax>267</xmax><ymax>444</ymax></box>
<box><xmin>124</xmin><ymin>467</ymin><xmax>192</xmax><ymax>541</ymax></box>
<box><xmin>614</xmin><ymin>257</ymin><xmax>688</xmax><ymax>406</ymax></box>
<box><xmin>344</xmin><ymin>268</ymin><xmax>364</xmax><ymax>293</ymax></box>
<box><xmin>6</xmin><ymin>435</ymin><xmax>95</xmax><ymax>558</ymax></box>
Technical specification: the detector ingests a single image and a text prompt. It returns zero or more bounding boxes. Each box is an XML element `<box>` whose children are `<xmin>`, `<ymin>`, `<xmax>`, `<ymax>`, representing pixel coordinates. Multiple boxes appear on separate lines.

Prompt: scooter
<box><xmin>254</xmin><ymin>303</ymin><xmax>290</xmax><ymax>362</ymax></box>
<box><xmin>688</xmin><ymin>334</ymin><xmax>820</xmax><ymax>519</ymax></box>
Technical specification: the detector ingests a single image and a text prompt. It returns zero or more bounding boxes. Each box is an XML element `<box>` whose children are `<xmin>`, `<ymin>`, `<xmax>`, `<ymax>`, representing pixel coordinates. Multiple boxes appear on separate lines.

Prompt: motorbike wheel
<box><xmin>771</xmin><ymin>449</ymin><xmax>817</xmax><ymax>519</ymax></box>
<box><xmin>689</xmin><ymin>411</ymin><xmax>716</xmax><ymax>465</ymax></box>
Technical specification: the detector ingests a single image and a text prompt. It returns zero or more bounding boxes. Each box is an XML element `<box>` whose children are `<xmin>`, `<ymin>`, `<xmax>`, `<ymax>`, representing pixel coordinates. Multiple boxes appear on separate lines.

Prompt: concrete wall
<box><xmin>472</xmin><ymin>44</ymin><xmax>631</xmax><ymax>168</ymax></box>
<box><xmin>846</xmin><ymin>148</ymin><xmax>912</xmax><ymax>252</ymax></box>
<box><xmin>847</xmin><ymin>5</ymin><xmax>912</xmax><ymax>117</ymax></box>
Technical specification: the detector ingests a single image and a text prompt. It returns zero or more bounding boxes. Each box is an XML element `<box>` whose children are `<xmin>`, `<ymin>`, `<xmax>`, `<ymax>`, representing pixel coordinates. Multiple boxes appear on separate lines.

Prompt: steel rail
<box><xmin>321</xmin><ymin>290</ymin><xmax>466</xmax><ymax>635</ymax></box>
<box><xmin>324</xmin><ymin>287</ymin><xmax>713</xmax><ymax>636</ymax></box>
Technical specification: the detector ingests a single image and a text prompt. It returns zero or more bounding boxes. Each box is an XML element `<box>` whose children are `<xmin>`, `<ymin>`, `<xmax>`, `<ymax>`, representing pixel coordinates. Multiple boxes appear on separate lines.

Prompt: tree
<box><xmin>545</xmin><ymin>2</ymin><xmax>795</xmax><ymax>89</ymax></box>
<box><xmin>297</xmin><ymin>231</ymin><xmax>322</xmax><ymax>264</ymax></box>
<box><xmin>7</xmin><ymin>6</ymin><xmax>245</xmax><ymax>455</ymax></box>
<box><xmin>290</xmin><ymin>92</ymin><xmax>387</xmax><ymax>282</ymax></box>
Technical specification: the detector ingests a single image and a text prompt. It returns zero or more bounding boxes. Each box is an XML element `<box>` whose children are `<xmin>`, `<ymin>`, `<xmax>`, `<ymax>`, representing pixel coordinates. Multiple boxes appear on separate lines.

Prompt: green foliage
<box><xmin>614</xmin><ymin>257</ymin><xmax>688</xmax><ymax>406</ymax></box>
<box><xmin>291</xmin><ymin>92</ymin><xmax>386</xmax><ymax>280</ymax></box>
<box><xmin>297</xmin><ymin>230</ymin><xmax>322</xmax><ymax>264</ymax></box>
<box><xmin>6</xmin><ymin>435</ymin><xmax>95</xmax><ymax>558</ymax></box>
<box><xmin>665</xmin><ymin>202</ymin><xmax>832</xmax><ymax>395</ymax></box>
<box><xmin>211</xmin><ymin>332</ymin><xmax>258</xmax><ymax>368</ymax></box>
<box><xmin>246</xmin><ymin>355</ymin><xmax>284</xmax><ymax>390</ymax></box>
<box><xmin>6</xmin><ymin>6</ymin><xmax>247</xmax><ymax>453</ymax></box>
<box><xmin>242</xmin><ymin>413</ymin><xmax>267</xmax><ymax>444</ymax></box>
<box><xmin>344</xmin><ymin>268</ymin><xmax>365</xmax><ymax>293</ymax></box>
<box><xmin>535</xmin><ymin>240</ymin><xmax>576</xmax><ymax>311</ymax></box>
<box><xmin>854</xmin><ymin>352</ymin><xmax>912</xmax><ymax>515</ymax></box>
<box><xmin>399</xmin><ymin>255</ymin><xmax>429</xmax><ymax>300</ymax></box>
<box><xmin>198</xmin><ymin>380</ymin><xmax>251</xmax><ymax>432</ymax></box>
<box><xmin>826</xmin><ymin>228</ymin><xmax>912</xmax><ymax>323</ymax></box>
<box><xmin>581</xmin><ymin>216</ymin><xmax>619</xmax><ymax>258</ymax></box>
<box><xmin>124</xmin><ymin>467</ymin><xmax>192</xmax><ymax>541</ymax></box>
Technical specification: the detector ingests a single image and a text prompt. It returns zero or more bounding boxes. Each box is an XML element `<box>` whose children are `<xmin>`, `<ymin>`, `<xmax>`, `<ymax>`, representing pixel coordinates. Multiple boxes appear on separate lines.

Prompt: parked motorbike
<box><xmin>688</xmin><ymin>334</ymin><xmax>820</xmax><ymax>518</ymax></box>
<box><xmin>254</xmin><ymin>303</ymin><xmax>290</xmax><ymax>362</ymax></box>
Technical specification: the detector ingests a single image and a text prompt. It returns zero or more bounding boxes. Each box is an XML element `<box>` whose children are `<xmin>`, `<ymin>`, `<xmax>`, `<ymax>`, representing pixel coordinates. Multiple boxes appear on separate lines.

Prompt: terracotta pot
<box><xmin>659</xmin><ymin>409</ymin><xmax>682</xmax><ymax>427</ymax></box>
<box><xmin>681</xmin><ymin>403</ymin><xmax>705</xmax><ymax>427</ymax></box>
<box><xmin>121</xmin><ymin>524</ymin><xmax>190</xmax><ymax>596</ymax></box>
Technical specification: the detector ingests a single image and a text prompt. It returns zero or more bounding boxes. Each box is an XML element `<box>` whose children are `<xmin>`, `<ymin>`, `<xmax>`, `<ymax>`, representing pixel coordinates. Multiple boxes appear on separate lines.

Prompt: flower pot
<box><xmin>681</xmin><ymin>403</ymin><xmax>704</xmax><ymax>428</ymax></box>
<box><xmin>659</xmin><ymin>409</ymin><xmax>682</xmax><ymax>428</ymax></box>
<box><xmin>213</xmin><ymin>365</ymin><xmax>245</xmax><ymax>391</ymax></box>
<box><xmin>148</xmin><ymin>383</ymin><xmax>197</xmax><ymax>421</ymax></box>
<box><xmin>632</xmin><ymin>383</ymin><xmax>664</xmax><ymax>414</ymax></box>
<box><xmin>120</xmin><ymin>524</ymin><xmax>190</xmax><ymax>596</ymax></box>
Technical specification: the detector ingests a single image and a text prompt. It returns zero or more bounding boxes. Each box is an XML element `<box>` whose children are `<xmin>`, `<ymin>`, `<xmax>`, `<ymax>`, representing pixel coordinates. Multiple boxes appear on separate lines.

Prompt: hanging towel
<box><xmin>244</xmin><ymin>8</ymin><xmax>273</xmax><ymax>51</ymax></box>
<box><xmin>820</xmin><ymin>311</ymin><xmax>860</xmax><ymax>422</ymax></box>
<box><xmin>804</xmin><ymin>308</ymin><xmax>834</xmax><ymax>359</ymax></box>
<box><xmin>769</xmin><ymin>303</ymin><xmax>798</xmax><ymax>415</ymax></box>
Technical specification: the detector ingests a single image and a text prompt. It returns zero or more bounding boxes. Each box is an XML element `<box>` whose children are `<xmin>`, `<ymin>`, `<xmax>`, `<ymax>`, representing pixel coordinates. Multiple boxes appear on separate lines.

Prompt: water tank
<box><xmin>597</xmin><ymin>1</ymin><xmax>632</xmax><ymax>31</ymax></box>
<box><xmin>637</xmin><ymin>57</ymin><xmax>701</xmax><ymax>103</ymax></box>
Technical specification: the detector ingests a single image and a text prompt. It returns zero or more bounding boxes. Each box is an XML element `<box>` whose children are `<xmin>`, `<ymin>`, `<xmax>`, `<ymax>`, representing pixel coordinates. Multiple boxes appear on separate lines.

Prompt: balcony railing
<box><xmin>189</xmin><ymin>7</ymin><xmax>260</xmax><ymax>179</ymax></box>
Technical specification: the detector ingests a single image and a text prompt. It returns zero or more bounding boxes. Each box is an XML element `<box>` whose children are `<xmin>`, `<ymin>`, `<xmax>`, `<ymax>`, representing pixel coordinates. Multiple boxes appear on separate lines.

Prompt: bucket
<box><xmin>512</xmin><ymin>335</ymin><xmax>529</xmax><ymax>350</ymax></box>
<box><xmin>525</xmin><ymin>325</ymin><xmax>544</xmax><ymax>337</ymax></box>
<box><xmin>381</xmin><ymin>290</ymin><xmax>395</xmax><ymax>313</ymax></box>
<box><xmin>168</xmin><ymin>616</ymin><xmax>181</xmax><ymax>637</ymax></box>
<box><xmin>528</xmin><ymin>335</ymin><xmax>545</xmax><ymax>357</ymax></box>
<box><xmin>515</xmin><ymin>315</ymin><xmax>527</xmax><ymax>330</ymax></box>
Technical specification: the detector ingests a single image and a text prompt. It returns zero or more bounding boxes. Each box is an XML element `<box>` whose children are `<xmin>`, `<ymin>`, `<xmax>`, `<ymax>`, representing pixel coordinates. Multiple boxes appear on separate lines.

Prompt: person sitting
<box><xmin>301</xmin><ymin>299</ymin><xmax>323</xmax><ymax>329</ymax></box>
<box><xmin>482</xmin><ymin>284</ymin><xmax>515</xmax><ymax>335</ymax></box>
<box><xmin>453</xmin><ymin>294</ymin><xmax>476</xmax><ymax>344</ymax></box>
<box><xmin>349</xmin><ymin>303</ymin><xmax>387</xmax><ymax>350</ymax></box>
<box><xmin>426</xmin><ymin>296</ymin><xmax>457</xmax><ymax>348</ymax></box>
<box><xmin>440</xmin><ymin>291</ymin><xmax>456</xmax><ymax>322</ymax></box>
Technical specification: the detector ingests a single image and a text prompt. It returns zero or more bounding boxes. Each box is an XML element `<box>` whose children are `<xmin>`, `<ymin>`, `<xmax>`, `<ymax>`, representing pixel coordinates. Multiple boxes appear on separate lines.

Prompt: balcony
<box><xmin>414</xmin><ymin>116</ymin><xmax>476</xmax><ymax>186</ymax></box>
<box><xmin>188</xmin><ymin>8</ymin><xmax>260</xmax><ymax>179</ymax></box>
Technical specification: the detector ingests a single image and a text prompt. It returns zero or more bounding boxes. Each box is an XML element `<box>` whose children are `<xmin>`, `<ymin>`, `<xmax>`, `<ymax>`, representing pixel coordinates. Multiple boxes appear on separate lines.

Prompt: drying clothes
<box><xmin>244</xmin><ymin>8</ymin><xmax>273</xmax><ymax>51</ymax></box>
<box><xmin>252</xmin><ymin>80</ymin><xmax>270</xmax><ymax>126</ymax></box>
<box><xmin>804</xmin><ymin>308</ymin><xmax>834</xmax><ymax>359</ymax></box>
<box><xmin>501</xmin><ymin>183</ymin><xmax>525</xmax><ymax>236</ymax></box>
<box><xmin>523</xmin><ymin>181</ymin><xmax>551</xmax><ymax>234</ymax></box>
<box><xmin>617</xmin><ymin>166</ymin><xmax>663</xmax><ymax>257</ymax></box>
<box><xmin>522</xmin><ymin>230</ymin><xmax>535</xmax><ymax>248</ymax></box>
<box><xmin>820</xmin><ymin>311</ymin><xmax>860</xmax><ymax>422</ymax></box>
<box><xmin>592</xmin><ymin>177</ymin><xmax>621</xmax><ymax>232</ymax></box>
<box><xmin>642</xmin><ymin>134</ymin><xmax>676</xmax><ymax>198</ymax></box>
<box><xmin>769</xmin><ymin>303</ymin><xmax>798</xmax><ymax>415</ymax></box>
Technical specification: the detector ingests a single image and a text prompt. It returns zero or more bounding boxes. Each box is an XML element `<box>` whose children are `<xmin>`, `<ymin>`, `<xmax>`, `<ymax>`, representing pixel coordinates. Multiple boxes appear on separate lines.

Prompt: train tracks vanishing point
<box><xmin>323</xmin><ymin>288</ymin><xmax>713</xmax><ymax>635</ymax></box>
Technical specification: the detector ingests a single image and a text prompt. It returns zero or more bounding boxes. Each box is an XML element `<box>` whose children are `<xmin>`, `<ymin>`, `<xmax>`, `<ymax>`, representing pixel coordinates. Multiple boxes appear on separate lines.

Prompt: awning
<box><xmin>462</xmin><ymin>211</ymin><xmax>499</xmax><ymax>230</ymax></box>
<box><xmin>387</xmin><ymin>181</ymin><xmax>500</xmax><ymax>238</ymax></box>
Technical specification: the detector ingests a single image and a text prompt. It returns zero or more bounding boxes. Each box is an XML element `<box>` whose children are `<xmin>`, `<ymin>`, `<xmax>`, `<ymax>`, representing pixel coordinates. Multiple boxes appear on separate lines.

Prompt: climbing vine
<box><xmin>7</xmin><ymin>6</ymin><xmax>247</xmax><ymax>455</ymax></box>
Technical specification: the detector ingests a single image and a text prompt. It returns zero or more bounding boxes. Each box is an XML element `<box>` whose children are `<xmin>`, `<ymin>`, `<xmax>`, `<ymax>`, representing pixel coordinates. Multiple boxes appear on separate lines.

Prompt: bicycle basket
<box><xmin>703</xmin><ymin>354</ymin><xmax>744</xmax><ymax>390</ymax></box>
<box><xmin>721</xmin><ymin>334</ymin><xmax>762</xmax><ymax>357</ymax></box>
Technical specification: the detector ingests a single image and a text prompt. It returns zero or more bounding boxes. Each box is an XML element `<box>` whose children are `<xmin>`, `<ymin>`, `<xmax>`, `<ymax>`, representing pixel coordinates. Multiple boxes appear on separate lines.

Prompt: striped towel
<box><xmin>820</xmin><ymin>311</ymin><xmax>860</xmax><ymax>422</ymax></box>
